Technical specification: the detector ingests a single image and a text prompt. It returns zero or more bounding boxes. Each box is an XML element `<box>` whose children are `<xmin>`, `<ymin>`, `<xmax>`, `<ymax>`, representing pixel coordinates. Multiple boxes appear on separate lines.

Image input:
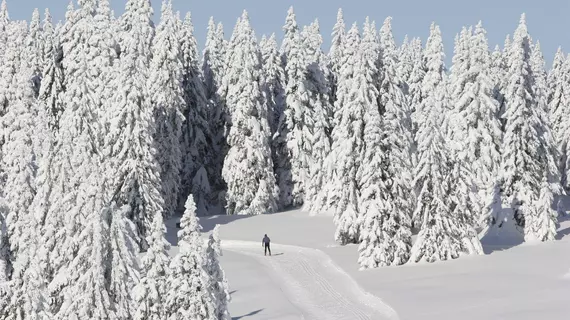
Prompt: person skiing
<box><xmin>262</xmin><ymin>234</ymin><xmax>271</xmax><ymax>256</ymax></box>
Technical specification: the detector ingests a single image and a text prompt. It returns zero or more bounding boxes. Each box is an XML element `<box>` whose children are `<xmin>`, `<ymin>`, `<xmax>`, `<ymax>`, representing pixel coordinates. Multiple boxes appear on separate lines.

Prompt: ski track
<box><xmin>222</xmin><ymin>240</ymin><xmax>399</xmax><ymax>320</ymax></box>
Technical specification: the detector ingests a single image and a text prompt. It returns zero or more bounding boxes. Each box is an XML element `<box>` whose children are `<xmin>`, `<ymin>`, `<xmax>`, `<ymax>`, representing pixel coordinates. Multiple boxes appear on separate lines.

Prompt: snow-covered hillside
<box><xmin>180</xmin><ymin>210</ymin><xmax>570</xmax><ymax>320</ymax></box>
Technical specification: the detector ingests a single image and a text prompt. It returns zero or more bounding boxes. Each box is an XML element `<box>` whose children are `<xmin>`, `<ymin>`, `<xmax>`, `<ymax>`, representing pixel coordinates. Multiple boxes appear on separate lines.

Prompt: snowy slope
<box><xmin>167</xmin><ymin>210</ymin><xmax>570</xmax><ymax>320</ymax></box>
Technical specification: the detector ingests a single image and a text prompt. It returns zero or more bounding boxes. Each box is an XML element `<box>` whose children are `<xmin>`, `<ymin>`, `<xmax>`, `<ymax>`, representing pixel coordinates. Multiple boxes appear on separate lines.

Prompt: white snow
<box><xmin>164</xmin><ymin>209</ymin><xmax>570</xmax><ymax>320</ymax></box>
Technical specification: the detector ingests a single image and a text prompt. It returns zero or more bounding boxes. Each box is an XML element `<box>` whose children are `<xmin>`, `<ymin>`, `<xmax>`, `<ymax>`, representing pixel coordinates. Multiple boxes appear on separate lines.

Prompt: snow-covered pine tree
<box><xmin>94</xmin><ymin>0</ymin><xmax>119</xmax><ymax>119</ymax></box>
<box><xmin>549</xmin><ymin>51</ymin><xmax>570</xmax><ymax>189</ymax></box>
<box><xmin>301</xmin><ymin>20</ymin><xmax>333</xmax><ymax>211</ymax></box>
<box><xmin>378</xmin><ymin>16</ymin><xmax>415</xmax><ymax>222</ymax></box>
<box><xmin>179</xmin><ymin>12</ymin><xmax>212</xmax><ymax>216</ymax></box>
<box><xmin>410</xmin><ymin>23</ymin><xmax>480</xmax><ymax>263</ymax></box>
<box><xmin>396</xmin><ymin>35</ymin><xmax>413</xmax><ymax>95</ymax></box>
<box><xmin>38</xmin><ymin>15</ymin><xmax>64</xmax><ymax>134</ymax></box>
<box><xmin>0</xmin><ymin>32</ymin><xmax>52</xmax><ymax>320</ymax></box>
<box><xmin>203</xmin><ymin>17</ymin><xmax>226</xmax><ymax>103</ymax></box>
<box><xmin>149</xmin><ymin>0</ymin><xmax>185</xmax><ymax>218</ymax></box>
<box><xmin>0</xmin><ymin>20</ymin><xmax>26</xmax><ymax>123</ymax></box>
<box><xmin>525</xmin><ymin>175</ymin><xmax>558</xmax><ymax>241</ymax></box>
<box><xmin>407</xmin><ymin>37</ymin><xmax>425</xmax><ymax>164</ymax></box>
<box><xmin>501</xmin><ymin>14</ymin><xmax>560</xmax><ymax>241</ymax></box>
<box><xmin>320</xmin><ymin>23</ymin><xmax>362</xmax><ymax>243</ymax></box>
<box><xmin>490</xmin><ymin>44</ymin><xmax>506</xmax><ymax>125</ymax></box>
<box><xmin>260</xmin><ymin>33</ymin><xmax>288</xmax><ymax>208</ymax></box>
<box><xmin>260</xmin><ymin>33</ymin><xmax>286</xmax><ymax>144</ymax></box>
<box><xmin>0</xmin><ymin>0</ymin><xmax>9</xmax><ymax>58</ymax></box>
<box><xmin>28</xmin><ymin>8</ymin><xmax>43</xmax><ymax>97</ymax></box>
<box><xmin>328</xmin><ymin>8</ymin><xmax>345</xmax><ymax>112</ymax></box>
<box><xmin>357</xmin><ymin>18</ymin><xmax>412</xmax><ymax>268</ymax></box>
<box><xmin>165</xmin><ymin>196</ymin><xmax>216</xmax><ymax>320</ymax></box>
<box><xmin>133</xmin><ymin>210</ymin><xmax>171</xmax><ymax>320</ymax></box>
<box><xmin>205</xmin><ymin>225</ymin><xmax>230</xmax><ymax>320</ymax></box>
<box><xmin>203</xmin><ymin>18</ymin><xmax>227</xmax><ymax>211</ymax></box>
<box><xmin>2</xmin><ymin>32</ymin><xmax>37</xmax><ymax>275</ymax></box>
<box><xmin>54</xmin><ymin>171</ymin><xmax>116</xmax><ymax>319</ymax></box>
<box><xmin>41</xmin><ymin>9</ymin><xmax>54</xmax><ymax>70</ymax></box>
<box><xmin>281</xmin><ymin>6</ymin><xmax>299</xmax><ymax>70</ymax></box>
<box><xmin>548</xmin><ymin>47</ymin><xmax>566</xmax><ymax>142</ymax></box>
<box><xmin>34</xmin><ymin>0</ymin><xmax>115</xmax><ymax>314</ymax></box>
<box><xmin>220</xmin><ymin>11</ymin><xmax>278</xmax><ymax>215</ymax></box>
<box><xmin>105</xmin><ymin>0</ymin><xmax>163</xmax><ymax>242</ymax></box>
<box><xmin>444</xmin><ymin>27</ymin><xmax>473</xmax><ymax>139</ymax></box>
<box><xmin>108</xmin><ymin>203</ymin><xmax>140</xmax><ymax>320</ymax></box>
<box><xmin>448</xmin><ymin>22</ymin><xmax>502</xmax><ymax>228</ymax></box>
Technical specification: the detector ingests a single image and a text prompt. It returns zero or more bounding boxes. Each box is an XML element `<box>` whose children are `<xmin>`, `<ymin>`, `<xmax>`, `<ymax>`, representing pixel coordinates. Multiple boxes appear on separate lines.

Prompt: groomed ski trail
<box><xmin>222</xmin><ymin>240</ymin><xmax>399</xmax><ymax>320</ymax></box>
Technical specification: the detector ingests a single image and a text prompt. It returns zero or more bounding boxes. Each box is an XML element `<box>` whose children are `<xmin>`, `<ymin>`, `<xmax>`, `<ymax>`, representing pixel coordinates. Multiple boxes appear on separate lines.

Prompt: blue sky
<box><xmin>7</xmin><ymin>0</ymin><xmax>570</xmax><ymax>67</ymax></box>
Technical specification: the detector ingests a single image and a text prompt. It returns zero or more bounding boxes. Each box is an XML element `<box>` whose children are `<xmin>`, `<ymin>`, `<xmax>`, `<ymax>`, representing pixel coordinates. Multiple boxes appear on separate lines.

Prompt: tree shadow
<box><xmin>556</xmin><ymin>226</ymin><xmax>570</xmax><ymax>240</ymax></box>
<box><xmin>480</xmin><ymin>221</ymin><xmax>524</xmax><ymax>255</ymax></box>
<box><xmin>232</xmin><ymin>309</ymin><xmax>264</xmax><ymax>320</ymax></box>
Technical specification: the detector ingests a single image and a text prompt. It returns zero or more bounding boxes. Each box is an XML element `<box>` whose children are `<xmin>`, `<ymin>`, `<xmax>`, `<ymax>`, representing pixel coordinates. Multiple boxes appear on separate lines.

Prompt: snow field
<box><xmin>193</xmin><ymin>210</ymin><xmax>570</xmax><ymax>320</ymax></box>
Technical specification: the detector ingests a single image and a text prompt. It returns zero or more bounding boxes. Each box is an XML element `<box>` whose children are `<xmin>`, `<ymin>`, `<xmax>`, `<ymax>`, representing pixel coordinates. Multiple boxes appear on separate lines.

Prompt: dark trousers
<box><xmin>264</xmin><ymin>243</ymin><xmax>271</xmax><ymax>256</ymax></box>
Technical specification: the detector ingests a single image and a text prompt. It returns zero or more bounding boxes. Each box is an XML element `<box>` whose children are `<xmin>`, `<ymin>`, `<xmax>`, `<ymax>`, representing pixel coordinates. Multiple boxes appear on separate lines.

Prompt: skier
<box><xmin>262</xmin><ymin>234</ymin><xmax>271</xmax><ymax>256</ymax></box>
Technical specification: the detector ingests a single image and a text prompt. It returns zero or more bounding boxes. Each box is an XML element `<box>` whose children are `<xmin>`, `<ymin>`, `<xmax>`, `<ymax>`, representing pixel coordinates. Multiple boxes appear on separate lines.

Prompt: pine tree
<box><xmin>277</xmin><ymin>16</ymin><xmax>307</xmax><ymax>208</ymax></box>
<box><xmin>203</xmin><ymin>18</ymin><xmax>227</xmax><ymax>211</ymax></box>
<box><xmin>449</xmin><ymin>22</ymin><xmax>502</xmax><ymax>226</ymax></box>
<box><xmin>165</xmin><ymin>196</ymin><xmax>216</xmax><ymax>320</ymax></box>
<box><xmin>396</xmin><ymin>35</ymin><xmax>413</xmax><ymax>95</ymax></box>
<box><xmin>407</xmin><ymin>37</ymin><xmax>426</xmax><ymax>162</ymax></box>
<box><xmin>54</xmin><ymin>173</ymin><xmax>116</xmax><ymax>319</ymax></box>
<box><xmin>108</xmin><ymin>203</ymin><xmax>140</xmax><ymax>320</ymax></box>
<box><xmin>260</xmin><ymin>33</ymin><xmax>286</xmax><ymax>143</ymax></box>
<box><xmin>0</xmin><ymin>20</ymin><xmax>26</xmax><ymax>124</ymax></box>
<box><xmin>0</xmin><ymin>0</ymin><xmax>9</xmax><ymax>58</ymax></box>
<box><xmin>328</xmin><ymin>8</ymin><xmax>345</xmax><ymax>110</ymax></box>
<box><xmin>357</xmin><ymin>18</ymin><xmax>412</xmax><ymax>268</ymax></box>
<box><xmin>323</xmin><ymin>23</ymin><xmax>363</xmax><ymax>243</ymax></box>
<box><xmin>149</xmin><ymin>0</ymin><xmax>185</xmax><ymax>218</ymax></box>
<box><xmin>28</xmin><ymin>8</ymin><xmax>43</xmax><ymax>97</ymax></box>
<box><xmin>378</xmin><ymin>17</ymin><xmax>415</xmax><ymax>222</ymax></box>
<box><xmin>260</xmin><ymin>33</ymin><xmax>288</xmax><ymax>209</ymax></box>
<box><xmin>549</xmin><ymin>50</ymin><xmax>570</xmax><ymax>189</ymax></box>
<box><xmin>490</xmin><ymin>44</ymin><xmax>506</xmax><ymax>126</ymax></box>
<box><xmin>281</xmin><ymin>6</ymin><xmax>298</xmax><ymax>70</ymax></box>
<box><xmin>179</xmin><ymin>12</ymin><xmax>212</xmax><ymax>216</ymax></box>
<box><xmin>38</xmin><ymin>15</ymin><xmax>64</xmax><ymax>134</ymax></box>
<box><xmin>548</xmin><ymin>47</ymin><xmax>566</xmax><ymax>144</ymax></box>
<box><xmin>302</xmin><ymin>20</ymin><xmax>333</xmax><ymax>211</ymax></box>
<box><xmin>410</xmin><ymin>24</ymin><xmax>480</xmax><ymax>263</ymax></box>
<box><xmin>205</xmin><ymin>225</ymin><xmax>230</xmax><ymax>320</ymax></box>
<box><xmin>1</xmin><ymin>21</ymin><xmax>35</xmax><ymax>266</ymax></box>
<box><xmin>133</xmin><ymin>211</ymin><xmax>171</xmax><ymax>320</ymax></box>
<box><xmin>501</xmin><ymin>14</ymin><xmax>560</xmax><ymax>241</ymax></box>
<box><xmin>220</xmin><ymin>11</ymin><xmax>278</xmax><ymax>215</ymax></box>
<box><xmin>1</xmin><ymin>33</ymin><xmax>52</xmax><ymax>320</ymax></box>
<box><xmin>35</xmin><ymin>0</ymin><xmax>115</xmax><ymax>313</ymax></box>
<box><xmin>105</xmin><ymin>0</ymin><xmax>163</xmax><ymax>243</ymax></box>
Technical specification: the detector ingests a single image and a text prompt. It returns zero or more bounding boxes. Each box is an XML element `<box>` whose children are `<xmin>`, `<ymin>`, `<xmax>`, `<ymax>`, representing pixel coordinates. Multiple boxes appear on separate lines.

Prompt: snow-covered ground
<box><xmin>168</xmin><ymin>210</ymin><xmax>570</xmax><ymax>320</ymax></box>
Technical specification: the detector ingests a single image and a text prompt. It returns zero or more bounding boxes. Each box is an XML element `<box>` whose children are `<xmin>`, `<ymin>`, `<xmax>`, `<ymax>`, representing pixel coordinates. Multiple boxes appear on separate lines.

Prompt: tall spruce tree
<box><xmin>179</xmin><ymin>12</ymin><xmax>212</xmax><ymax>216</ymax></box>
<box><xmin>323</xmin><ymin>23</ymin><xmax>363</xmax><ymax>243</ymax></box>
<box><xmin>220</xmin><ymin>11</ymin><xmax>278</xmax><ymax>215</ymax></box>
<box><xmin>260</xmin><ymin>33</ymin><xmax>288</xmax><ymax>208</ymax></box>
<box><xmin>411</xmin><ymin>24</ymin><xmax>481</xmax><ymax>262</ymax></box>
<box><xmin>449</xmin><ymin>22</ymin><xmax>502</xmax><ymax>227</ymax></box>
<box><xmin>357</xmin><ymin>18</ymin><xmax>413</xmax><ymax>268</ymax></box>
<box><xmin>501</xmin><ymin>14</ymin><xmax>560</xmax><ymax>241</ymax></box>
<box><xmin>301</xmin><ymin>20</ymin><xmax>333</xmax><ymax>211</ymax></box>
<box><xmin>205</xmin><ymin>225</ymin><xmax>231</xmax><ymax>320</ymax></box>
<box><xmin>149</xmin><ymin>0</ymin><xmax>185</xmax><ymax>218</ymax></box>
<box><xmin>165</xmin><ymin>196</ymin><xmax>216</xmax><ymax>320</ymax></box>
<box><xmin>104</xmin><ymin>0</ymin><xmax>163</xmax><ymax>245</ymax></box>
